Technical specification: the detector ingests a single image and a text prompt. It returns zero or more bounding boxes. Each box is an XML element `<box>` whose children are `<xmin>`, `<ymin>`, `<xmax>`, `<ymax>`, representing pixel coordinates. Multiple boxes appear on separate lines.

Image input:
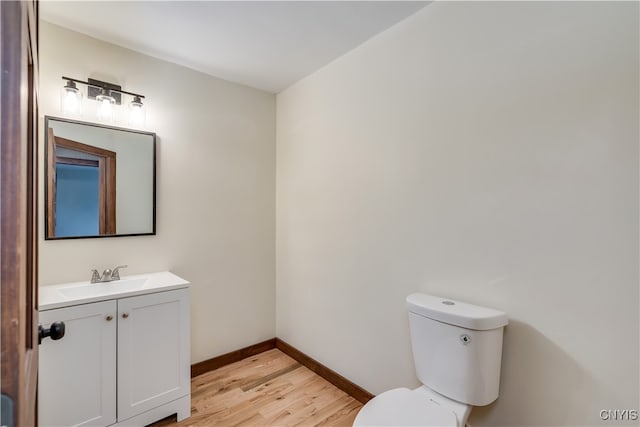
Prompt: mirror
<box><xmin>45</xmin><ymin>116</ymin><xmax>156</xmax><ymax>239</ymax></box>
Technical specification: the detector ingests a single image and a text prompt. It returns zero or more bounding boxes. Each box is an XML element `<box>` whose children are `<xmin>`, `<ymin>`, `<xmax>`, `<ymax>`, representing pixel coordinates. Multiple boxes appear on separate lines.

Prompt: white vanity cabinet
<box><xmin>39</xmin><ymin>275</ymin><xmax>190</xmax><ymax>427</ymax></box>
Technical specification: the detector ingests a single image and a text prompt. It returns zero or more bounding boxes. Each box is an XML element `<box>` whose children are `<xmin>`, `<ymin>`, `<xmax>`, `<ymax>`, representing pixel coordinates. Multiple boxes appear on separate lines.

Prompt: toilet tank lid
<box><xmin>406</xmin><ymin>293</ymin><xmax>508</xmax><ymax>330</ymax></box>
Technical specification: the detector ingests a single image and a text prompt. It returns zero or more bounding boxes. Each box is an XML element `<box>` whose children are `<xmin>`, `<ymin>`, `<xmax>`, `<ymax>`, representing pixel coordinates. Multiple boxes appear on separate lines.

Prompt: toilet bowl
<box><xmin>354</xmin><ymin>386</ymin><xmax>471</xmax><ymax>427</ymax></box>
<box><xmin>353</xmin><ymin>293</ymin><xmax>507</xmax><ymax>427</ymax></box>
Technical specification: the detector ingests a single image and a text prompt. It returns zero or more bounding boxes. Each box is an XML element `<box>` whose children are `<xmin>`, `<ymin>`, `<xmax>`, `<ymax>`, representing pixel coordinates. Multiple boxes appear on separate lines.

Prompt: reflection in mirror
<box><xmin>45</xmin><ymin>116</ymin><xmax>156</xmax><ymax>239</ymax></box>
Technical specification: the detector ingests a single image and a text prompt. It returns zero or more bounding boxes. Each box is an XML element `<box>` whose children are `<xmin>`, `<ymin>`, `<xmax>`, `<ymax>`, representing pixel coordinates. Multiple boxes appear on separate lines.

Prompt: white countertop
<box><xmin>40</xmin><ymin>271</ymin><xmax>190</xmax><ymax>311</ymax></box>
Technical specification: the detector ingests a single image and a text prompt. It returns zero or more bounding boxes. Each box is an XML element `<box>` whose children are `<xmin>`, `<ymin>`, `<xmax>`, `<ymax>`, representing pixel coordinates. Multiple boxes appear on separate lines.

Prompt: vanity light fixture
<box><xmin>60</xmin><ymin>76</ymin><xmax>146</xmax><ymax>127</ymax></box>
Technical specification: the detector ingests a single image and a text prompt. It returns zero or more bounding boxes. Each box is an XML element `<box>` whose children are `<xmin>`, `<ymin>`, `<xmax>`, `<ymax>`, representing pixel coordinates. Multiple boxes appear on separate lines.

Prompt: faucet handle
<box><xmin>90</xmin><ymin>269</ymin><xmax>101</xmax><ymax>283</ymax></box>
<box><xmin>111</xmin><ymin>265</ymin><xmax>128</xmax><ymax>281</ymax></box>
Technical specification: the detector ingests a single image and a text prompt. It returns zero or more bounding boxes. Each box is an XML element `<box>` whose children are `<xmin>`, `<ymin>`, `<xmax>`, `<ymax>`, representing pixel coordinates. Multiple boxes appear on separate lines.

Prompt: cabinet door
<box><xmin>117</xmin><ymin>288</ymin><xmax>190</xmax><ymax>421</ymax></box>
<box><xmin>39</xmin><ymin>301</ymin><xmax>117</xmax><ymax>427</ymax></box>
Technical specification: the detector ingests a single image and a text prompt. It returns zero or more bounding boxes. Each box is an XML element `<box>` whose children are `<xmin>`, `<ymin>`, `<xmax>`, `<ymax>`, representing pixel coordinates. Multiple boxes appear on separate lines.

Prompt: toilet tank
<box><xmin>406</xmin><ymin>293</ymin><xmax>508</xmax><ymax>406</ymax></box>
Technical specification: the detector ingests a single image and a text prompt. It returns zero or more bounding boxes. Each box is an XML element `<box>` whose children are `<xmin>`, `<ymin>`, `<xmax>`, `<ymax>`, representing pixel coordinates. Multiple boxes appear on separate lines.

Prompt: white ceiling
<box><xmin>41</xmin><ymin>1</ymin><xmax>428</xmax><ymax>93</ymax></box>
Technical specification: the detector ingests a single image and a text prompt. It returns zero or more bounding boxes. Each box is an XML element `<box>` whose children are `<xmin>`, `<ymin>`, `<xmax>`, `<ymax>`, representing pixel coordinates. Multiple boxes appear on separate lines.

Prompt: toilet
<box><xmin>353</xmin><ymin>293</ymin><xmax>508</xmax><ymax>427</ymax></box>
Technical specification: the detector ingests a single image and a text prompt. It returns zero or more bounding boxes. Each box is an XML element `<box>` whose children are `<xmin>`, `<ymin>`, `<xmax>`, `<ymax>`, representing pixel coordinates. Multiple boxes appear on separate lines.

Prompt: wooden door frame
<box><xmin>46</xmin><ymin>128</ymin><xmax>117</xmax><ymax>238</ymax></box>
<box><xmin>1</xmin><ymin>1</ymin><xmax>39</xmax><ymax>426</ymax></box>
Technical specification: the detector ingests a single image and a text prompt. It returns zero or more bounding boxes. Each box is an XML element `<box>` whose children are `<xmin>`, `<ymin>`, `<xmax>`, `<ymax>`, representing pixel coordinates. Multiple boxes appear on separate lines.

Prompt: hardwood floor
<box><xmin>151</xmin><ymin>349</ymin><xmax>363</xmax><ymax>427</ymax></box>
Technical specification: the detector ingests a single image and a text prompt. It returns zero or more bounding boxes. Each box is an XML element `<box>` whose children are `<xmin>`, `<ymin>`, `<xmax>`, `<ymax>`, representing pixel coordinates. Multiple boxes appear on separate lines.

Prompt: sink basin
<box><xmin>57</xmin><ymin>278</ymin><xmax>149</xmax><ymax>299</ymax></box>
<box><xmin>40</xmin><ymin>271</ymin><xmax>190</xmax><ymax>311</ymax></box>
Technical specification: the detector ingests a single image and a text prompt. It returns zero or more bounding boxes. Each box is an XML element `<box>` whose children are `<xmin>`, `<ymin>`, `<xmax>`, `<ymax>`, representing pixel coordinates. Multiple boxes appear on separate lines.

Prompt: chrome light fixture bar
<box><xmin>60</xmin><ymin>76</ymin><xmax>146</xmax><ymax>126</ymax></box>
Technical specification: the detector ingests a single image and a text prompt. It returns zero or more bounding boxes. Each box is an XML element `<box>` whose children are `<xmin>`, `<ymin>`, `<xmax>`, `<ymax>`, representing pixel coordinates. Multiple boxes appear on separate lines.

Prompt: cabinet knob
<box><xmin>106</xmin><ymin>315</ymin><xmax>113</xmax><ymax>321</ymax></box>
<box><xmin>38</xmin><ymin>321</ymin><xmax>66</xmax><ymax>344</ymax></box>
<box><xmin>122</xmin><ymin>313</ymin><xmax>129</xmax><ymax>319</ymax></box>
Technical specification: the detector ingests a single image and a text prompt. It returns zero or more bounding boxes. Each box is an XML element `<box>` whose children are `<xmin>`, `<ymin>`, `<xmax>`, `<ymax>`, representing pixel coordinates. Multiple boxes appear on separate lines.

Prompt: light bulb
<box><xmin>60</xmin><ymin>81</ymin><xmax>82</xmax><ymax>115</ymax></box>
<box><xmin>96</xmin><ymin>90</ymin><xmax>115</xmax><ymax>122</ymax></box>
<box><xmin>98</xmin><ymin>99</ymin><xmax>113</xmax><ymax>121</ymax></box>
<box><xmin>64</xmin><ymin>91</ymin><xmax>79</xmax><ymax>112</ymax></box>
<box><xmin>129</xmin><ymin>105</ymin><xmax>143</xmax><ymax>126</ymax></box>
<box><xmin>128</xmin><ymin>96</ymin><xmax>145</xmax><ymax>127</ymax></box>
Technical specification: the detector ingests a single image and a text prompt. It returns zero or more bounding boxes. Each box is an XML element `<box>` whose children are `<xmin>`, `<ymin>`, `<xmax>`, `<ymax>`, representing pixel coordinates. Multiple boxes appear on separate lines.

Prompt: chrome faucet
<box><xmin>91</xmin><ymin>265</ymin><xmax>128</xmax><ymax>283</ymax></box>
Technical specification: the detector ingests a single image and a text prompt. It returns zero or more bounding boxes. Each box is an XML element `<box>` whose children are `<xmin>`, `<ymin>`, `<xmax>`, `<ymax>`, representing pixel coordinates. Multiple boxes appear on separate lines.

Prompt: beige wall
<box><xmin>276</xmin><ymin>2</ymin><xmax>638</xmax><ymax>426</ymax></box>
<box><xmin>39</xmin><ymin>22</ymin><xmax>276</xmax><ymax>363</ymax></box>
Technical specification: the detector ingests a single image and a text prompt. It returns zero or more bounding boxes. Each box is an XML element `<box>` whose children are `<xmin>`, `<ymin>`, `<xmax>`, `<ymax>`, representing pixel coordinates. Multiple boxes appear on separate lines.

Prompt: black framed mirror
<box><xmin>44</xmin><ymin>116</ymin><xmax>156</xmax><ymax>239</ymax></box>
